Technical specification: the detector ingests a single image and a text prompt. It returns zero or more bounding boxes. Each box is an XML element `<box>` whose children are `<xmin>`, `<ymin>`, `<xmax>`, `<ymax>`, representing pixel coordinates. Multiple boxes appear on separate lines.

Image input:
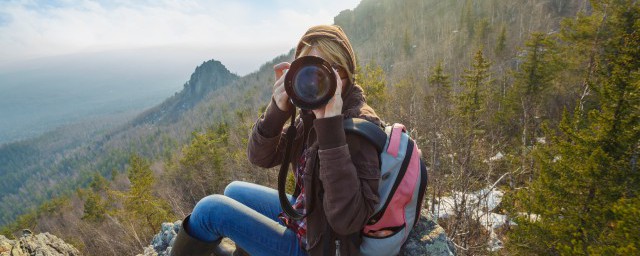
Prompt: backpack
<box><xmin>344</xmin><ymin>118</ymin><xmax>428</xmax><ymax>256</ymax></box>
<box><xmin>278</xmin><ymin>116</ymin><xmax>428</xmax><ymax>256</ymax></box>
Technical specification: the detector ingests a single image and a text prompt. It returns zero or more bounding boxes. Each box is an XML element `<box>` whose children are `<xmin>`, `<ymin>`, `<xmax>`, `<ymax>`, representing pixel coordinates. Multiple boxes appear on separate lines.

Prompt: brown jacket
<box><xmin>247</xmin><ymin>84</ymin><xmax>383</xmax><ymax>255</ymax></box>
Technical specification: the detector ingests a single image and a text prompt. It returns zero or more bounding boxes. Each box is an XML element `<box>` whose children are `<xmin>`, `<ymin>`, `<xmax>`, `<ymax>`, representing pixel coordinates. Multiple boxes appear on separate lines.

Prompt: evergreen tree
<box><xmin>462</xmin><ymin>0</ymin><xmax>475</xmax><ymax>39</ymax></box>
<box><xmin>428</xmin><ymin>61</ymin><xmax>452</xmax><ymax>105</ymax></box>
<box><xmin>508</xmin><ymin>1</ymin><xmax>640</xmax><ymax>254</ymax></box>
<box><xmin>474</xmin><ymin>18</ymin><xmax>490</xmax><ymax>46</ymax></box>
<box><xmin>443</xmin><ymin>49</ymin><xmax>493</xmax><ymax>251</ymax></box>
<box><xmin>124</xmin><ymin>154</ymin><xmax>173</xmax><ymax>233</ymax></box>
<box><xmin>82</xmin><ymin>192</ymin><xmax>106</xmax><ymax>222</ymax></box>
<box><xmin>425</xmin><ymin>61</ymin><xmax>452</xmax><ymax>214</ymax></box>
<box><xmin>82</xmin><ymin>172</ymin><xmax>108</xmax><ymax>222</ymax></box>
<box><xmin>512</xmin><ymin>32</ymin><xmax>558</xmax><ymax>182</ymax></box>
<box><xmin>496</xmin><ymin>25</ymin><xmax>507</xmax><ymax>55</ymax></box>
<box><xmin>457</xmin><ymin>49</ymin><xmax>491</xmax><ymax>131</ymax></box>
<box><xmin>355</xmin><ymin>62</ymin><xmax>388</xmax><ymax>117</ymax></box>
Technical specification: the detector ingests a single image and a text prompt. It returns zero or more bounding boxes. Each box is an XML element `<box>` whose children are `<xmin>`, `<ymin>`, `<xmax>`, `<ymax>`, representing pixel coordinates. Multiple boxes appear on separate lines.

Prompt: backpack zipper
<box><xmin>335</xmin><ymin>240</ymin><xmax>341</xmax><ymax>256</ymax></box>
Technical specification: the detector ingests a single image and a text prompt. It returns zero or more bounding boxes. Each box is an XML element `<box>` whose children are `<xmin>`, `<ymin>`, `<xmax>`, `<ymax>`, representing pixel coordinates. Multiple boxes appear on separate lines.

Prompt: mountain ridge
<box><xmin>0</xmin><ymin>57</ymin><xmax>239</xmax><ymax>226</ymax></box>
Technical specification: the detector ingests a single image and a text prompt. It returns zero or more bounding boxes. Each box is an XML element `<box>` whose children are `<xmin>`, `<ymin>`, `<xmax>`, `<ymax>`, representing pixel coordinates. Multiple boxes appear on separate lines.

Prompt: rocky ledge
<box><xmin>0</xmin><ymin>230</ymin><xmax>80</xmax><ymax>256</ymax></box>
<box><xmin>138</xmin><ymin>209</ymin><xmax>456</xmax><ymax>256</ymax></box>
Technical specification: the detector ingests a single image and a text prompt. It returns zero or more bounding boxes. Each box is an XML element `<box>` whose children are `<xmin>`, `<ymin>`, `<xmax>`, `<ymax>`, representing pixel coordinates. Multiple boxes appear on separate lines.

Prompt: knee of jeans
<box><xmin>224</xmin><ymin>181</ymin><xmax>248</xmax><ymax>198</ymax></box>
<box><xmin>193</xmin><ymin>194</ymin><xmax>226</xmax><ymax>216</ymax></box>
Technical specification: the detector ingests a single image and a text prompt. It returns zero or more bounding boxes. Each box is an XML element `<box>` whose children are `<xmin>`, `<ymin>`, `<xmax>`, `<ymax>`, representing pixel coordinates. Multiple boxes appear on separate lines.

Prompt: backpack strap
<box><xmin>343</xmin><ymin>118</ymin><xmax>387</xmax><ymax>154</ymax></box>
<box><xmin>387</xmin><ymin>123</ymin><xmax>406</xmax><ymax>158</ymax></box>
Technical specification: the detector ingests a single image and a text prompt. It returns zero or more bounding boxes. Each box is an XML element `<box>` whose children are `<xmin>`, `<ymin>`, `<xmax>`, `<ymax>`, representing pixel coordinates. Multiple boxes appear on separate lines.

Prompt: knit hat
<box><xmin>294</xmin><ymin>25</ymin><xmax>357</xmax><ymax>82</ymax></box>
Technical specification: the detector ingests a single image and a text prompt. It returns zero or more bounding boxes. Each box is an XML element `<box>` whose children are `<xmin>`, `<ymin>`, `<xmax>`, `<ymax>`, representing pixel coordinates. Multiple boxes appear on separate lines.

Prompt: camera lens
<box><xmin>285</xmin><ymin>56</ymin><xmax>337</xmax><ymax>110</ymax></box>
<box><xmin>294</xmin><ymin>66</ymin><xmax>331</xmax><ymax>103</ymax></box>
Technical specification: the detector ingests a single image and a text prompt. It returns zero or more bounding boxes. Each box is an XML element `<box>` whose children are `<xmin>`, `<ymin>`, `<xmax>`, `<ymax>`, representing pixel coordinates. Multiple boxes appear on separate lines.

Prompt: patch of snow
<box><xmin>488</xmin><ymin>152</ymin><xmax>504</xmax><ymax>162</ymax></box>
<box><xmin>431</xmin><ymin>187</ymin><xmax>511</xmax><ymax>252</ymax></box>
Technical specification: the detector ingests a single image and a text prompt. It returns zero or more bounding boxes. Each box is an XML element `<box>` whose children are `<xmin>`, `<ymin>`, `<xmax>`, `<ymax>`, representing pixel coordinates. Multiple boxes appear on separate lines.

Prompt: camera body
<box><xmin>284</xmin><ymin>55</ymin><xmax>337</xmax><ymax>110</ymax></box>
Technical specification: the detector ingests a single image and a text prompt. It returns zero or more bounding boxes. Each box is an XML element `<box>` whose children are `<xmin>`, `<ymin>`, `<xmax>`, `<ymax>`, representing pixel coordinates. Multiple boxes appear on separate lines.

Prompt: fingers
<box><xmin>273</xmin><ymin>79</ymin><xmax>287</xmax><ymax>98</ymax></box>
<box><xmin>272</xmin><ymin>69</ymin><xmax>290</xmax><ymax>111</ymax></box>
<box><xmin>274</xmin><ymin>62</ymin><xmax>291</xmax><ymax>80</ymax></box>
<box><xmin>312</xmin><ymin>69</ymin><xmax>343</xmax><ymax>119</ymax></box>
<box><xmin>273</xmin><ymin>70</ymin><xmax>287</xmax><ymax>96</ymax></box>
<box><xmin>333</xmin><ymin>68</ymin><xmax>343</xmax><ymax>95</ymax></box>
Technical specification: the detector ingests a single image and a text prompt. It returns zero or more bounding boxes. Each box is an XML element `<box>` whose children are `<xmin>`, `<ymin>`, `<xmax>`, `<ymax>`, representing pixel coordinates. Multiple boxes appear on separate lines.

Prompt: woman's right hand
<box><xmin>273</xmin><ymin>62</ymin><xmax>292</xmax><ymax>112</ymax></box>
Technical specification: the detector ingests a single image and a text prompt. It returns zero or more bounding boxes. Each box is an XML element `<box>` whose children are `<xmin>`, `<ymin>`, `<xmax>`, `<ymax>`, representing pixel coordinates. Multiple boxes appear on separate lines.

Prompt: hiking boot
<box><xmin>170</xmin><ymin>215</ymin><xmax>231</xmax><ymax>256</ymax></box>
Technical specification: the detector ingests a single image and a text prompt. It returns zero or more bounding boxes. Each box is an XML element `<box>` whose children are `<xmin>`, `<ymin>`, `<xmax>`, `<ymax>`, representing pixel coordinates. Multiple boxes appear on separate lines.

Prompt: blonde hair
<box><xmin>296</xmin><ymin>38</ymin><xmax>354</xmax><ymax>85</ymax></box>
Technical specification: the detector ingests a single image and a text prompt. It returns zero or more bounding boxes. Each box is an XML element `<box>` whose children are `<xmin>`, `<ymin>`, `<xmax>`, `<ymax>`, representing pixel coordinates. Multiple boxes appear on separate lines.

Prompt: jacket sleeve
<box><xmin>314</xmin><ymin>115</ymin><xmax>381</xmax><ymax>235</ymax></box>
<box><xmin>247</xmin><ymin>97</ymin><xmax>295</xmax><ymax>168</ymax></box>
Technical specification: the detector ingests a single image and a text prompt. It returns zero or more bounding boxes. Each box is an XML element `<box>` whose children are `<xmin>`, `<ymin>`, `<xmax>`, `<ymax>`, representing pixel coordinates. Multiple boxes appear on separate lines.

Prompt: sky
<box><xmin>0</xmin><ymin>0</ymin><xmax>361</xmax><ymax>75</ymax></box>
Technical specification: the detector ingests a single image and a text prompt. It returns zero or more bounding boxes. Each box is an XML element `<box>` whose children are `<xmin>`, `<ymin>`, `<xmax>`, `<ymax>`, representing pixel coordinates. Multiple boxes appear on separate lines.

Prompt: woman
<box><xmin>171</xmin><ymin>25</ymin><xmax>383</xmax><ymax>256</ymax></box>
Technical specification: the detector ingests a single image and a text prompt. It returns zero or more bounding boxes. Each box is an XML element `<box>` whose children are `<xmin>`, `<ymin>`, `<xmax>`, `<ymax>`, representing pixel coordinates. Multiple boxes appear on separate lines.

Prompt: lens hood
<box><xmin>284</xmin><ymin>55</ymin><xmax>337</xmax><ymax>110</ymax></box>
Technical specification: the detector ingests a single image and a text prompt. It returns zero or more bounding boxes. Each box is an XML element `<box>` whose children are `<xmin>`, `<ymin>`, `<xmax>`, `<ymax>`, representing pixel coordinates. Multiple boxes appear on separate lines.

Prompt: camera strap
<box><xmin>278</xmin><ymin>108</ymin><xmax>306</xmax><ymax>221</ymax></box>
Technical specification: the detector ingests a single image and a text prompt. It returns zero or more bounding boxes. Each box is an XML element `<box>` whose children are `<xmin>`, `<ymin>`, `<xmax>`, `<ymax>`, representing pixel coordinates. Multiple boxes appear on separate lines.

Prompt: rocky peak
<box><xmin>133</xmin><ymin>59</ymin><xmax>239</xmax><ymax>125</ymax></box>
<box><xmin>185</xmin><ymin>60</ymin><xmax>238</xmax><ymax>99</ymax></box>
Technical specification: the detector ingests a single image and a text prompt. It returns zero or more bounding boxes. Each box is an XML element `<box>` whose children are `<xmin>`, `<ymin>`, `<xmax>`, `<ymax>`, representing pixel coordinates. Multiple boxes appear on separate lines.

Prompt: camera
<box><xmin>284</xmin><ymin>55</ymin><xmax>337</xmax><ymax>110</ymax></box>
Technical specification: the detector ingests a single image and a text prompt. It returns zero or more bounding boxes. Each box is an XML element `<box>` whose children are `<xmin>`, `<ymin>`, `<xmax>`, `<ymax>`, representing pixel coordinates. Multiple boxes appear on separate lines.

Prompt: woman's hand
<box><xmin>312</xmin><ymin>68</ymin><xmax>343</xmax><ymax>119</ymax></box>
<box><xmin>273</xmin><ymin>62</ymin><xmax>292</xmax><ymax>112</ymax></box>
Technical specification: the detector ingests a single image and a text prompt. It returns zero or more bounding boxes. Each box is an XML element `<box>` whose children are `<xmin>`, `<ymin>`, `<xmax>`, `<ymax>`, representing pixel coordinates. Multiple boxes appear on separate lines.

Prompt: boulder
<box><xmin>0</xmin><ymin>230</ymin><xmax>80</xmax><ymax>256</ymax></box>
<box><xmin>399</xmin><ymin>209</ymin><xmax>456</xmax><ymax>255</ymax></box>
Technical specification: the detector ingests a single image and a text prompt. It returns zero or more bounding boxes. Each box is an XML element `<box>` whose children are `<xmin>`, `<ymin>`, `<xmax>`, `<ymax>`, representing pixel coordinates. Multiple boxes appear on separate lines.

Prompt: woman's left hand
<box><xmin>312</xmin><ymin>69</ymin><xmax>343</xmax><ymax>119</ymax></box>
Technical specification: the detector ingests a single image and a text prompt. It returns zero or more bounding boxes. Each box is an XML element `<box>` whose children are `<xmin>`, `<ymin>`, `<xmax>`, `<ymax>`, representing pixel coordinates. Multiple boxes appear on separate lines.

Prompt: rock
<box><xmin>399</xmin><ymin>209</ymin><xmax>456</xmax><ymax>256</ymax></box>
<box><xmin>0</xmin><ymin>232</ymin><xmax>80</xmax><ymax>256</ymax></box>
<box><xmin>140</xmin><ymin>210</ymin><xmax>455</xmax><ymax>256</ymax></box>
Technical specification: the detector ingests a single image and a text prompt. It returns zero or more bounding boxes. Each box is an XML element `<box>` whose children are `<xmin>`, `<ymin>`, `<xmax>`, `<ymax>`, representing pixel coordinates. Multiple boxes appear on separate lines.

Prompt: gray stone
<box><xmin>399</xmin><ymin>209</ymin><xmax>456</xmax><ymax>256</ymax></box>
<box><xmin>0</xmin><ymin>233</ymin><xmax>80</xmax><ymax>256</ymax></box>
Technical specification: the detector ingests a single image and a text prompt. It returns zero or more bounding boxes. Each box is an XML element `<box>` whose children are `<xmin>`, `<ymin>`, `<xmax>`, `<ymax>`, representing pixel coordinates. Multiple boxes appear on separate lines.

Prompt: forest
<box><xmin>0</xmin><ymin>0</ymin><xmax>638</xmax><ymax>255</ymax></box>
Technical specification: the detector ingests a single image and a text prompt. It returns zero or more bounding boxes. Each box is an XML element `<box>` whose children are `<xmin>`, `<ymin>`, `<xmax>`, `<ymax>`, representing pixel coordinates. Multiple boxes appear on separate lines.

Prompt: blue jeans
<box><xmin>187</xmin><ymin>181</ymin><xmax>308</xmax><ymax>256</ymax></box>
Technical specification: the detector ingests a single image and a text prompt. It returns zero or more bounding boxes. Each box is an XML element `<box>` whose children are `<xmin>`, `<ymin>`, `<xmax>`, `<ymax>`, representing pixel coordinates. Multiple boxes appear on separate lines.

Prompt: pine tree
<box><xmin>462</xmin><ymin>0</ymin><xmax>475</xmax><ymax>39</ymax></box>
<box><xmin>428</xmin><ymin>61</ymin><xmax>452</xmax><ymax>105</ymax></box>
<box><xmin>444</xmin><ymin>49</ymin><xmax>492</xmax><ymax>251</ymax></box>
<box><xmin>474</xmin><ymin>18</ymin><xmax>490</xmax><ymax>46</ymax></box>
<box><xmin>496</xmin><ymin>25</ymin><xmax>507</xmax><ymax>55</ymax></box>
<box><xmin>124</xmin><ymin>154</ymin><xmax>173</xmax><ymax>233</ymax></box>
<box><xmin>508</xmin><ymin>1</ymin><xmax>640</xmax><ymax>254</ymax></box>
<box><xmin>512</xmin><ymin>32</ymin><xmax>558</xmax><ymax>183</ymax></box>
<box><xmin>425</xmin><ymin>61</ymin><xmax>452</xmax><ymax>214</ymax></box>
<box><xmin>82</xmin><ymin>172</ymin><xmax>108</xmax><ymax>222</ymax></box>
<box><xmin>355</xmin><ymin>62</ymin><xmax>388</xmax><ymax>117</ymax></box>
<box><xmin>82</xmin><ymin>192</ymin><xmax>106</xmax><ymax>222</ymax></box>
<box><xmin>457</xmin><ymin>49</ymin><xmax>491</xmax><ymax>130</ymax></box>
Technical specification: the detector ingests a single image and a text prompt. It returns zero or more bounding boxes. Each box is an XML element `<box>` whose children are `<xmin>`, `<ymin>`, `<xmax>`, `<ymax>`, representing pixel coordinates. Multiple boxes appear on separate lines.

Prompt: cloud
<box><xmin>0</xmin><ymin>0</ymin><xmax>360</xmax><ymax>74</ymax></box>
